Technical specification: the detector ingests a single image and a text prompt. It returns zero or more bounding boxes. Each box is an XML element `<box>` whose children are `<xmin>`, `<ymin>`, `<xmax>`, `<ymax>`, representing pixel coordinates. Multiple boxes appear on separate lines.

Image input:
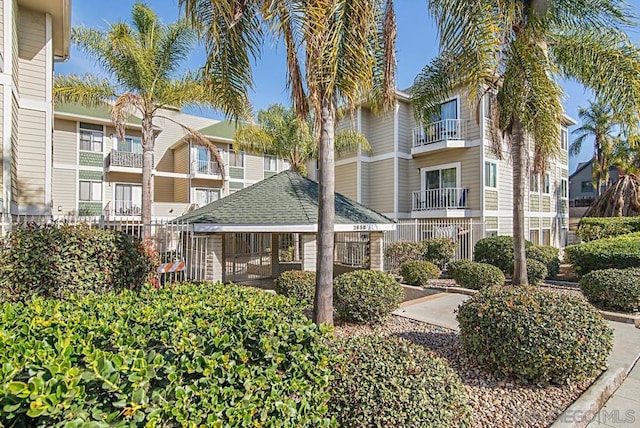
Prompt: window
<box><xmin>229</xmin><ymin>149</ymin><xmax>244</xmax><ymax>167</ymax></box>
<box><xmin>485</xmin><ymin>161</ymin><xmax>497</xmax><ymax>188</ymax></box>
<box><xmin>529</xmin><ymin>229</ymin><xmax>540</xmax><ymax>245</ymax></box>
<box><xmin>541</xmin><ymin>229</ymin><xmax>551</xmax><ymax>246</ymax></box>
<box><xmin>560</xmin><ymin>127</ymin><xmax>568</xmax><ymax>150</ymax></box>
<box><xmin>79</xmin><ymin>181</ymin><xmax>102</xmax><ymax>202</ymax></box>
<box><xmin>79</xmin><ymin>122</ymin><xmax>104</xmax><ymax>152</ymax></box>
<box><xmin>419</xmin><ymin>164</ymin><xmax>465</xmax><ymax>210</ymax></box>
<box><xmin>431</xmin><ymin>98</ymin><xmax>458</xmax><ymax>122</ymax></box>
<box><xmin>581</xmin><ymin>181</ymin><xmax>594</xmax><ymax>193</ymax></box>
<box><xmin>543</xmin><ymin>173</ymin><xmax>551</xmax><ymax>194</ymax></box>
<box><xmin>530</xmin><ymin>173</ymin><xmax>540</xmax><ymax>192</ymax></box>
<box><xmin>485</xmin><ymin>230</ymin><xmax>498</xmax><ymax>237</ymax></box>
<box><xmin>282</xmin><ymin>159</ymin><xmax>291</xmax><ymax>171</ymax></box>
<box><xmin>194</xmin><ymin>188</ymin><xmax>220</xmax><ymax>206</ymax></box>
<box><xmin>561</xmin><ymin>178</ymin><xmax>568</xmax><ymax>199</ymax></box>
<box><xmin>115</xmin><ymin>184</ymin><xmax>142</xmax><ymax>215</ymax></box>
<box><xmin>483</xmin><ymin>94</ymin><xmax>493</xmax><ymax>119</ymax></box>
<box><xmin>264</xmin><ymin>155</ymin><xmax>277</xmax><ymax>171</ymax></box>
<box><xmin>118</xmin><ymin>136</ymin><xmax>142</xmax><ymax>153</ymax></box>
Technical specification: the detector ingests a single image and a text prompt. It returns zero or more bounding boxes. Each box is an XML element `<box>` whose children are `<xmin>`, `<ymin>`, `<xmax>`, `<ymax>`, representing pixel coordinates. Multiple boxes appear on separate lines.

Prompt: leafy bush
<box><xmin>329</xmin><ymin>335</ymin><xmax>471</xmax><ymax>427</ymax></box>
<box><xmin>577</xmin><ymin>217</ymin><xmax>640</xmax><ymax>241</ymax></box>
<box><xmin>474</xmin><ymin>235</ymin><xmax>533</xmax><ymax>274</ymax></box>
<box><xmin>457</xmin><ymin>286</ymin><xmax>612</xmax><ymax>385</ymax></box>
<box><xmin>527</xmin><ymin>245</ymin><xmax>560</xmax><ymax>278</ymax></box>
<box><xmin>422</xmin><ymin>238</ymin><xmax>456</xmax><ymax>269</ymax></box>
<box><xmin>0</xmin><ymin>282</ymin><xmax>332</xmax><ymax>426</ymax></box>
<box><xmin>580</xmin><ymin>268</ymin><xmax>640</xmax><ymax>313</ymax></box>
<box><xmin>400</xmin><ymin>261</ymin><xmax>441</xmax><ymax>286</ymax></box>
<box><xmin>334</xmin><ymin>270</ymin><xmax>403</xmax><ymax>324</ymax></box>
<box><xmin>526</xmin><ymin>259</ymin><xmax>548</xmax><ymax>285</ymax></box>
<box><xmin>275</xmin><ymin>270</ymin><xmax>316</xmax><ymax>303</ymax></box>
<box><xmin>565</xmin><ymin>232</ymin><xmax>640</xmax><ymax>274</ymax></box>
<box><xmin>448</xmin><ymin>260</ymin><xmax>505</xmax><ymax>290</ymax></box>
<box><xmin>0</xmin><ymin>223</ymin><xmax>155</xmax><ymax>301</ymax></box>
<box><xmin>384</xmin><ymin>241</ymin><xmax>425</xmax><ymax>274</ymax></box>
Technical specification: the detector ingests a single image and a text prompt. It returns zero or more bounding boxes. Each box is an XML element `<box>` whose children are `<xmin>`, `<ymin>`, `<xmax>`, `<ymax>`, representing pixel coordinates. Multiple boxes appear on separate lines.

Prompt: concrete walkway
<box><xmin>393</xmin><ymin>292</ymin><xmax>469</xmax><ymax>330</ymax></box>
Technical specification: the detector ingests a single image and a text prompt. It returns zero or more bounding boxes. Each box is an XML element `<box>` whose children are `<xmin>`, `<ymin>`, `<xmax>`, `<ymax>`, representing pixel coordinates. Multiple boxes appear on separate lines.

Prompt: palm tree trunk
<box><xmin>595</xmin><ymin>139</ymin><xmax>602</xmax><ymax>198</ymax></box>
<box><xmin>141</xmin><ymin>115</ymin><xmax>154</xmax><ymax>239</ymax></box>
<box><xmin>313</xmin><ymin>97</ymin><xmax>335</xmax><ymax>326</ymax></box>
<box><xmin>512</xmin><ymin>118</ymin><xmax>529</xmax><ymax>285</ymax></box>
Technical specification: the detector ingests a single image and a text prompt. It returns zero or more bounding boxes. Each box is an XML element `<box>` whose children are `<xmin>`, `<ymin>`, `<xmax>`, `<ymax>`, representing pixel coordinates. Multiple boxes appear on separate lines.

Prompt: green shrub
<box><xmin>457</xmin><ymin>286</ymin><xmax>613</xmax><ymax>385</ymax></box>
<box><xmin>400</xmin><ymin>261</ymin><xmax>441</xmax><ymax>286</ymax></box>
<box><xmin>0</xmin><ymin>282</ymin><xmax>332</xmax><ymax>426</ymax></box>
<box><xmin>565</xmin><ymin>232</ymin><xmax>640</xmax><ymax>274</ymax></box>
<box><xmin>448</xmin><ymin>260</ymin><xmax>505</xmax><ymax>290</ymax></box>
<box><xmin>384</xmin><ymin>241</ymin><xmax>426</xmax><ymax>274</ymax></box>
<box><xmin>334</xmin><ymin>270</ymin><xmax>403</xmax><ymax>324</ymax></box>
<box><xmin>580</xmin><ymin>268</ymin><xmax>640</xmax><ymax>313</ymax></box>
<box><xmin>526</xmin><ymin>259</ymin><xmax>548</xmax><ymax>285</ymax></box>
<box><xmin>275</xmin><ymin>270</ymin><xmax>316</xmax><ymax>303</ymax></box>
<box><xmin>329</xmin><ymin>335</ymin><xmax>471</xmax><ymax>427</ymax></box>
<box><xmin>474</xmin><ymin>235</ymin><xmax>533</xmax><ymax>274</ymax></box>
<box><xmin>422</xmin><ymin>238</ymin><xmax>456</xmax><ymax>269</ymax></box>
<box><xmin>577</xmin><ymin>217</ymin><xmax>640</xmax><ymax>241</ymax></box>
<box><xmin>526</xmin><ymin>245</ymin><xmax>560</xmax><ymax>278</ymax></box>
<box><xmin>0</xmin><ymin>223</ymin><xmax>155</xmax><ymax>301</ymax></box>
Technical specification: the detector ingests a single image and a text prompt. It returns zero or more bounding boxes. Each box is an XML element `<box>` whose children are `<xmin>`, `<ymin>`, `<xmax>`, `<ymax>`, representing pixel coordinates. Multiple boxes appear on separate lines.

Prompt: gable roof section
<box><xmin>199</xmin><ymin>121</ymin><xmax>237</xmax><ymax>142</ymax></box>
<box><xmin>176</xmin><ymin>170</ymin><xmax>395</xmax><ymax>232</ymax></box>
<box><xmin>55</xmin><ymin>102</ymin><xmax>143</xmax><ymax>127</ymax></box>
<box><xmin>569</xmin><ymin>158</ymin><xmax>594</xmax><ymax>180</ymax></box>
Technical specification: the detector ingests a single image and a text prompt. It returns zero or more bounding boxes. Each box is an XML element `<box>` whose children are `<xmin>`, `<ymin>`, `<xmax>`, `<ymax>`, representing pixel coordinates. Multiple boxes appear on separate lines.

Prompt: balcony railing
<box><xmin>114</xmin><ymin>200</ymin><xmax>142</xmax><ymax>216</ymax></box>
<box><xmin>412</xmin><ymin>188</ymin><xmax>469</xmax><ymax>211</ymax></box>
<box><xmin>192</xmin><ymin>160</ymin><xmax>222</xmax><ymax>176</ymax></box>
<box><xmin>107</xmin><ymin>149</ymin><xmax>145</xmax><ymax>169</ymax></box>
<box><xmin>413</xmin><ymin>119</ymin><xmax>468</xmax><ymax>147</ymax></box>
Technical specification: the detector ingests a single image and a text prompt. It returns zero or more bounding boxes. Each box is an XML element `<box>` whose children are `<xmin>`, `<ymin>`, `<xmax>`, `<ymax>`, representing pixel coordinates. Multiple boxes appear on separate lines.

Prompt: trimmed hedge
<box><xmin>457</xmin><ymin>286</ymin><xmax>613</xmax><ymax>385</ymax></box>
<box><xmin>329</xmin><ymin>335</ymin><xmax>471</xmax><ymax>427</ymax></box>
<box><xmin>275</xmin><ymin>270</ymin><xmax>316</xmax><ymax>303</ymax></box>
<box><xmin>448</xmin><ymin>260</ymin><xmax>505</xmax><ymax>290</ymax></box>
<box><xmin>527</xmin><ymin>245</ymin><xmax>560</xmax><ymax>278</ymax></box>
<box><xmin>526</xmin><ymin>259</ymin><xmax>548</xmax><ymax>285</ymax></box>
<box><xmin>0</xmin><ymin>223</ymin><xmax>155</xmax><ymax>301</ymax></box>
<box><xmin>423</xmin><ymin>238</ymin><xmax>456</xmax><ymax>269</ymax></box>
<box><xmin>400</xmin><ymin>261</ymin><xmax>441</xmax><ymax>286</ymax></box>
<box><xmin>334</xmin><ymin>270</ymin><xmax>403</xmax><ymax>324</ymax></box>
<box><xmin>577</xmin><ymin>217</ymin><xmax>640</xmax><ymax>241</ymax></box>
<box><xmin>0</xmin><ymin>282</ymin><xmax>332</xmax><ymax>426</ymax></box>
<box><xmin>384</xmin><ymin>241</ymin><xmax>425</xmax><ymax>274</ymax></box>
<box><xmin>580</xmin><ymin>268</ymin><xmax>640</xmax><ymax>313</ymax></box>
<box><xmin>565</xmin><ymin>232</ymin><xmax>640</xmax><ymax>274</ymax></box>
<box><xmin>474</xmin><ymin>236</ymin><xmax>532</xmax><ymax>274</ymax></box>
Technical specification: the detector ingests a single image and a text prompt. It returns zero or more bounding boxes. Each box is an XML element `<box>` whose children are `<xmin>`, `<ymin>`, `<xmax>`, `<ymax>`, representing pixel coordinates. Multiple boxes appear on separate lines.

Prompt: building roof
<box><xmin>569</xmin><ymin>158</ymin><xmax>594</xmax><ymax>180</ymax></box>
<box><xmin>55</xmin><ymin>102</ymin><xmax>143</xmax><ymax>127</ymax></box>
<box><xmin>199</xmin><ymin>121</ymin><xmax>237</xmax><ymax>141</ymax></box>
<box><xmin>176</xmin><ymin>170</ymin><xmax>395</xmax><ymax>232</ymax></box>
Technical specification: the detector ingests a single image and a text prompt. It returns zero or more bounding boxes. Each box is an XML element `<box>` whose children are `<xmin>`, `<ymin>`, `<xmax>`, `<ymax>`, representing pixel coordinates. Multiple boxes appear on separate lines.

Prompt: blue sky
<box><xmin>56</xmin><ymin>1</ymin><xmax>640</xmax><ymax>173</ymax></box>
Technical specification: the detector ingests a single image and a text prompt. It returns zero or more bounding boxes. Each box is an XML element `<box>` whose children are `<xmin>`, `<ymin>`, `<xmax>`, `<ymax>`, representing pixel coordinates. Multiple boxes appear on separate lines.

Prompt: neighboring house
<box><xmin>324</xmin><ymin>90</ymin><xmax>575</xmax><ymax>248</ymax></box>
<box><xmin>0</xmin><ymin>0</ymin><xmax>71</xmax><ymax>223</ymax></box>
<box><xmin>52</xmin><ymin>103</ymin><xmax>291</xmax><ymax>219</ymax></box>
<box><xmin>568</xmin><ymin>158</ymin><xmax>620</xmax><ymax>207</ymax></box>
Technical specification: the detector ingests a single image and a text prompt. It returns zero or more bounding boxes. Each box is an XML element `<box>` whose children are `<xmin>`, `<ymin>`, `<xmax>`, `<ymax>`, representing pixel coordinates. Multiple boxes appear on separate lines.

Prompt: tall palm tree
<box><xmin>234</xmin><ymin>104</ymin><xmax>371</xmax><ymax>174</ymax></box>
<box><xmin>571</xmin><ymin>99</ymin><xmax>621</xmax><ymax>197</ymax></box>
<box><xmin>181</xmin><ymin>0</ymin><xmax>396</xmax><ymax>325</ymax></box>
<box><xmin>54</xmin><ymin>3</ymin><xmax>248</xmax><ymax>236</ymax></box>
<box><xmin>412</xmin><ymin>0</ymin><xmax>640</xmax><ymax>284</ymax></box>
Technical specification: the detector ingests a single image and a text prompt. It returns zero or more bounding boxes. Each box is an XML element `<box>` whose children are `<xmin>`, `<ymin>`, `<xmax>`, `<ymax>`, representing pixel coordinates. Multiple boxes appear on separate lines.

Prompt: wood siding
<box><xmin>53</xmin><ymin>119</ymin><xmax>76</xmax><ymax>164</ymax></box>
<box><xmin>335</xmin><ymin>163</ymin><xmax>357</xmax><ymax>201</ymax></box>
<box><xmin>244</xmin><ymin>153</ymin><xmax>263</xmax><ymax>182</ymax></box>
<box><xmin>52</xmin><ymin>169</ymin><xmax>76</xmax><ymax>215</ymax></box>
<box><xmin>17</xmin><ymin>8</ymin><xmax>46</xmax><ymax>101</ymax></box>
<box><xmin>361</xmin><ymin>108</ymin><xmax>394</xmax><ymax>156</ymax></box>
<box><xmin>366</xmin><ymin>158</ymin><xmax>394</xmax><ymax>214</ymax></box>
<box><xmin>16</xmin><ymin>108</ymin><xmax>45</xmax><ymax>205</ymax></box>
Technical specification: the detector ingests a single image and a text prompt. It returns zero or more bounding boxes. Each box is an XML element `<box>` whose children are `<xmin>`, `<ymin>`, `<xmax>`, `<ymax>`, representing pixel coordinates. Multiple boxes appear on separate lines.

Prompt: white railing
<box><xmin>192</xmin><ymin>160</ymin><xmax>222</xmax><ymax>176</ymax></box>
<box><xmin>412</xmin><ymin>188</ymin><xmax>469</xmax><ymax>211</ymax></box>
<box><xmin>413</xmin><ymin>119</ymin><xmax>468</xmax><ymax>147</ymax></box>
<box><xmin>114</xmin><ymin>200</ymin><xmax>142</xmax><ymax>216</ymax></box>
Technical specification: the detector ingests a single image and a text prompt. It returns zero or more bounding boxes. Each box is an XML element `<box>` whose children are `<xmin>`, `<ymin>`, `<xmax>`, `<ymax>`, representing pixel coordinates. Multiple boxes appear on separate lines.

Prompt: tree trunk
<box><xmin>512</xmin><ymin>118</ymin><xmax>529</xmax><ymax>285</ymax></box>
<box><xmin>595</xmin><ymin>139</ymin><xmax>602</xmax><ymax>198</ymax></box>
<box><xmin>141</xmin><ymin>114</ymin><xmax>154</xmax><ymax>240</ymax></box>
<box><xmin>313</xmin><ymin>97</ymin><xmax>335</xmax><ymax>326</ymax></box>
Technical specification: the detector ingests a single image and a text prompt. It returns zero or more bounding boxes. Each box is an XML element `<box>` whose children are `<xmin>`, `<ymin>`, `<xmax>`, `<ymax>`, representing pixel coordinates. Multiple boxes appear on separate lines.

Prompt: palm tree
<box><xmin>233</xmin><ymin>104</ymin><xmax>371</xmax><ymax>175</ymax></box>
<box><xmin>54</xmin><ymin>3</ymin><xmax>248</xmax><ymax>237</ymax></box>
<box><xmin>412</xmin><ymin>0</ymin><xmax>640</xmax><ymax>284</ymax></box>
<box><xmin>571</xmin><ymin>100</ymin><xmax>621</xmax><ymax>197</ymax></box>
<box><xmin>181</xmin><ymin>0</ymin><xmax>396</xmax><ymax>325</ymax></box>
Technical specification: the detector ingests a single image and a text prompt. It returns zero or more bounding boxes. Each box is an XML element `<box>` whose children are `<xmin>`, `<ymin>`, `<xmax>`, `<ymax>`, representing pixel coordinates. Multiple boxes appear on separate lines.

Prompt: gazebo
<box><xmin>175</xmin><ymin>170</ymin><xmax>395</xmax><ymax>283</ymax></box>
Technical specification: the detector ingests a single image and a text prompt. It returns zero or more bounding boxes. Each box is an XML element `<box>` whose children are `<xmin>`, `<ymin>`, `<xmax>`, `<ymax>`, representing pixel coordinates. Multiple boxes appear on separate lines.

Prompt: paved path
<box><xmin>393</xmin><ymin>292</ymin><xmax>469</xmax><ymax>330</ymax></box>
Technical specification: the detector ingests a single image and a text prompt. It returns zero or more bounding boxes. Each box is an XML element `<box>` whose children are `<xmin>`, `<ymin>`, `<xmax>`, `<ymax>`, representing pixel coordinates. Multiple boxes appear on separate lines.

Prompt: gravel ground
<box><xmin>334</xmin><ymin>316</ymin><xmax>596</xmax><ymax>428</ymax></box>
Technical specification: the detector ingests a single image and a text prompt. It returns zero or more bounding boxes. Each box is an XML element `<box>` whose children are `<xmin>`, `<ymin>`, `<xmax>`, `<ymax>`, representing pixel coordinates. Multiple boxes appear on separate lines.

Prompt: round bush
<box><xmin>384</xmin><ymin>241</ymin><xmax>426</xmax><ymax>274</ymax></box>
<box><xmin>474</xmin><ymin>236</ymin><xmax>532</xmax><ymax>274</ymax></box>
<box><xmin>580</xmin><ymin>268</ymin><xmax>640</xmax><ymax>313</ymax></box>
<box><xmin>400</xmin><ymin>261</ymin><xmax>441</xmax><ymax>286</ymax></box>
<box><xmin>526</xmin><ymin>259</ymin><xmax>548</xmax><ymax>285</ymax></box>
<box><xmin>329</xmin><ymin>335</ymin><xmax>472</xmax><ymax>427</ymax></box>
<box><xmin>334</xmin><ymin>270</ymin><xmax>403</xmax><ymax>324</ymax></box>
<box><xmin>422</xmin><ymin>238</ymin><xmax>456</xmax><ymax>269</ymax></box>
<box><xmin>527</xmin><ymin>245</ymin><xmax>560</xmax><ymax>278</ymax></box>
<box><xmin>0</xmin><ymin>283</ymin><xmax>332</xmax><ymax>426</ymax></box>
<box><xmin>448</xmin><ymin>260</ymin><xmax>505</xmax><ymax>290</ymax></box>
<box><xmin>457</xmin><ymin>286</ymin><xmax>613</xmax><ymax>384</ymax></box>
<box><xmin>275</xmin><ymin>270</ymin><xmax>316</xmax><ymax>303</ymax></box>
<box><xmin>565</xmin><ymin>232</ymin><xmax>640</xmax><ymax>275</ymax></box>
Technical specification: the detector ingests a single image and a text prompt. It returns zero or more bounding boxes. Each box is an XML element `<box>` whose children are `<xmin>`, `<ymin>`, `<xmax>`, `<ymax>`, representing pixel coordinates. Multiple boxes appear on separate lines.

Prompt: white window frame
<box><xmin>264</xmin><ymin>155</ymin><xmax>277</xmax><ymax>172</ymax></box>
<box><xmin>229</xmin><ymin>149</ymin><xmax>245</xmax><ymax>168</ymax></box>
<box><xmin>282</xmin><ymin>159</ymin><xmax>291</xmax><ymax>171</ymax></box>
<box><xmin>561</xmin><ymin>178</ymin><xmax>568</xmax><ymax>199</ymax></box>
<box><xmin>529</xmin><ymin>228</ymin><xmax>540</xmax><ymax>245</ymax></box>
<box><xmin>543</xmin><ymin>172</ymin><xmax>551</xmax><ymax>195</ymax></box>
<box><xmin>431</xmin><ymin>95</ymin><xmax>461</xmax><ymax>122</ymax></box>
<box><xmin>118</xmin><ymin>136</ymin><xmax>142</xmax><ymax>153</ymax></box>
<box><xmin>484</xmin><ymin>161</ymin><xmax>498</xmax><ymax>189</ymax></box>
<box><xmin>560</xmin><ymin>126</ymin><xmax>569</xmax><ymax>150</ymax></box>
<box><xmin>79</xmin><ymin>180</ymin><xmax>102</xmax><ymax>202</ymax></box>
<box><xmin>193</xmin><ymin>187</ymin><xmax>221</xmax><ymax>206</ymax></box>
<box><xmin>79</xmin><ymin>122</ymin><xmax>104</xmax><ymax>153</ymax></box>
<box><xmin>420</xmin><ymin>162</ymin><xmax>462</xmax><ymax>192</ymax></box>
<box><xmin>113</xmin><ymin>183</ymin><xmax>142</xmax><ymax>215</ymax></box>
<box><xmin>541</xmin><ymin>228</ymin><xmax>551</xmax><ymax>246</ymax></box>
<box><xmin>530</xmin><ymin>172</ymin><xmax>540</xmax><ymax>193</ymax></box>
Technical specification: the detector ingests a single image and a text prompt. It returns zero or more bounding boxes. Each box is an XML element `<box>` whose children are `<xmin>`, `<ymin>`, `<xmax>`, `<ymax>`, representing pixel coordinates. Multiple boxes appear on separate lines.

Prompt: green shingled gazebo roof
<box><xmin>176</xmin><ymin>170</ymin><xmax>395</xmax><ymax>232</ymax></box>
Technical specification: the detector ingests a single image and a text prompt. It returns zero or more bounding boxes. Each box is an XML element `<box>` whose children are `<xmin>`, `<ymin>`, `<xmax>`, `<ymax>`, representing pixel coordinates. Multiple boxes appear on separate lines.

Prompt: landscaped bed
<box><xmin>334</xmin><ymin>316</ymin><xmax>597</xmax><ymax>428</ymax></box>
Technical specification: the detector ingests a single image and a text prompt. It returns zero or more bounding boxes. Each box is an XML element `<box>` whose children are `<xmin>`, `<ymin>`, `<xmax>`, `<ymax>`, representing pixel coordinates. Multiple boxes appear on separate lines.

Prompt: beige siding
<box><xmin>485</xmin><ymin>217</ymin><xmax>498</xmax><ymax>230</ymax></box>
<box><xmin>16</xmin><ymin>108</ymin><xmax>45</xmax><ymax>205</ymax></box>
<box><xmin>12</xmin><ymin>1</ymin><xmax>18</xmax><ymax>90</ymax></box>
<box><xmin>457</xmin><ymin>90</ymin><xmax>481</xmax><ymax>141</ymax></box>
<box><xmin>152</xmin><ymin>202</ymin><xmax>189</xmax><ymax>218</ymax></box>
<box><xmin>498</xmin><ymin>216</ymin><xmax>512</xmax><ymax>235</ymax></box>
<box><xmin>18</xmin><ymin>8</ymin><xmax>46</xmax><ymax>101</ymax></box>
<box><xmin>53</xmin><ymin>119</ymin><xmax>77</xmax><ymax>163</ymax></box>
<box><xmin>397</xmin><ymin>101</ymin><xmax>415</xmax><ymax>154</ymax></box>
<box><xmin>360</xmin><ymin>161</ymin><xmax>369</xmax><ymax>207</ymax></box>
<box><xmin>173</xmin><ymin>145</ymin><xmax>188</xmax><ymax>201</ymax></box>
<box><xmin>0</xmin><ymin>1</ymin><xmax>4</xmax><ymax>59</ymax></box>
<box><xmin>52</xmin><ymin>169</ymin><xmax>76</xmax><ymax>215</ymax></box>
<box><xmin>361</xmin><ymin>108</ymin><xmax>394</xmax><ymax>156</ymax></box>
<box><xmin>10</xmin><ymin>94</ymin><xmax>18</xmax><ymax>203</ymax></box>
<box><xmin>335</xmin><ymin>162</ymin><xmax>357</xmax><ymax>201</ymax></box>
<box><xmin>397</xmin><ymin>158</ymin><xmax>412</xmax><ymax>214</ymax></box>
<box><xmin>497</xmin><ymin>157</ymin><xmax>514</xmax><ymax>211</ymax></box>
<box><xmin>485</xmin><ymin>190</ymin><xmax>498</xmax><ymax>210</ymax></box>
<box><xmin>154</xmin><ymin>176</ymin><xmax>174</xmax><ymax>203</ymax></box>
<box><xmin>245</xmin><ymin>153</ymin><xmax>263</xmax><ymax>182</ymax></box>
<box><xmin>366</xmin><ymin>158</ymin><xmax>394</xmax><ymax>214</ymax></box>
<box><xmin>0</xmin><ymin>85</ymin><xmax>3</xmax><ymax>191</ymax></box>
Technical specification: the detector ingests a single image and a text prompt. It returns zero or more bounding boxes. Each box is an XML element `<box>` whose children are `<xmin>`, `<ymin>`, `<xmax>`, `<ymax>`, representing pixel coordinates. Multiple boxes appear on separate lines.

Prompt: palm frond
<box><xmin>335</xmin><ymin>130</ymin><xmax>372</xmax><ymax>156</ymax></box>
<box><xmin>411</xmin><ymin>55</ymin><xmax>456</xmax><ymax>125</ymax></box>
<box><xmin>112</xmin><ymin>93</ymin><xmax>146</xmax><ymax>142</ymax></box>
<box><xmin>53</xmin><ymin>74</ymin><xmax>117</xmax><ymax>107</ymax></box>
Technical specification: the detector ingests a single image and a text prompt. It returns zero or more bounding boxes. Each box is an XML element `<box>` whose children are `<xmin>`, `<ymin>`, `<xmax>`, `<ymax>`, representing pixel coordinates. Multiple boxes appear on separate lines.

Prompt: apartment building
<box><xmin>1</xmin><ymin>0</ymin><xmax>71</xmax><ymax>222</ymax></box>
<box><xmin>326</xmin><ymin>90</ymin><xmax>575</xmax><ymax>248</ymax></box>
<box><xmin>52</xmin><ymin>103</ymin><xmax>291</xmax><ymax>219</ymax></box>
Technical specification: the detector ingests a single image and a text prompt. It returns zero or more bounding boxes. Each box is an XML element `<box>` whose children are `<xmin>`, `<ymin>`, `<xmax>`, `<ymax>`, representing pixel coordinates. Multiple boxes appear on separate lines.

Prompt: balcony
<box><xmin>114</xmin><ymin>200</ymin><xmax>142</xmax><ymax>216</ymax></box>
<box><xmin>106</xmin><ymin>149</ymin><xmax>146</xmax><ymax>172</ymax></box>
<box><xmin>191</xmin><ymin>160</ymin><xmax>223</xmax><ymax>179</ymax></box>
<box><xmin>412</xmin><ymin>119</ymin><xmax>474</xmax><ymax>156</ymax></box>
<box><xmin>412</xmin><ymin>188</ymin><xmax>469</xmax><ymax>212</ymax></box>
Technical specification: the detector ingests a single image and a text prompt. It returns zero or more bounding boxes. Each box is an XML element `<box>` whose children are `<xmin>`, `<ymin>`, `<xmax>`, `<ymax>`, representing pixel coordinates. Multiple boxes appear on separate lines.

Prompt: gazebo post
<box><xmin>271</xmin><ymin>232</ymin><xmax>280</xmax><ymax>278</ymax></box>
<box><xmin>301</xmin><ymin>233</ymin><xmax>317</xmax><ymax>271</ymax></box>
<box><xmin>369</xmin><ymin>231</ymin><xmax>385</xmax><ymax>272</ymax></box>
